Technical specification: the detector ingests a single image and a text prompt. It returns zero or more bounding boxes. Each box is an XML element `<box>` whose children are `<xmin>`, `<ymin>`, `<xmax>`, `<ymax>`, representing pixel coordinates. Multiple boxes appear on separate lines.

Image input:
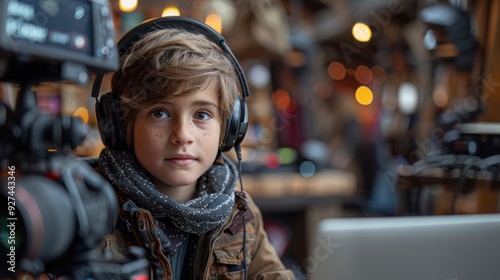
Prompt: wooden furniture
<box><xmin>241</xmin><ymin>169</ymin><xmax>356</xmax><ymax>198</ymax></box>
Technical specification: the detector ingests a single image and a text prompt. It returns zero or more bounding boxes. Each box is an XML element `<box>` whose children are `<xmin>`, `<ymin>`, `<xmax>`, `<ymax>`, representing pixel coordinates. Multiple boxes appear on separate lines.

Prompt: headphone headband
<box><xmin>92</xmin><ymin>16</ymin><xmax>249</xmax><ymax>98</ymax></box>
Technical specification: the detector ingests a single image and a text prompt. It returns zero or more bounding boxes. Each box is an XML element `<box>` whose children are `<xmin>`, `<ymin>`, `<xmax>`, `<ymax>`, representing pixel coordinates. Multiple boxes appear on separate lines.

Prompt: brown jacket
<box><xmin>101</xmin><ymin>191</ymin><xmax>295</xmax><ymax>280</ymax></box>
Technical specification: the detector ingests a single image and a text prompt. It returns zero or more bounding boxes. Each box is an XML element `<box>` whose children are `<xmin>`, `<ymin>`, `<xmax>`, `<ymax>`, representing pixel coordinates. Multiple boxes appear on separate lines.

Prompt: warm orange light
<box><xmin>73</xmin><ymin>107</ymin><xmax>89</xmax><ymax>123</ymax></box>
<box><xmin>119</xmin><ymin>0</ymin><xmax>137</xmax><ymax>12</ymax></box>
<box><xmin>433</xmin><ymin>88</ymin><xmax>448</xmax><ymax>108</ymax></box>
<box><xmin>355</xmin><ymin>86</ymin><xmax>373</xmax><ymax>105</ymax></box>
<box><xmin>328</xmin><ymin>61</ymin><xmax>346</xmax><ymax>80</ymax></box>
<box><xmin>286</xmin><ymin>51</ymin><xmax>306</xmax><ymax>68</ymax></box>
<box><xmin>272</xmin><ymin>89</ymin><xmax>291</xmax><ymax>111</ymax></box>
<box><xmin>352</xmin><ymin>23</ymin><xmax>372</xmax><ymax>42</ymax></box>
<box><xmin>355</xmin><ymin>65</ymin><xmax>373</xmax><ymax>84</ymax></box>
<box><xmin>162</xmin><ymin>6</ymin><xmax>180</xmax><ymax>17</ymax></box>
<box><xmin>205</xmin><ymin>13</ymin><xmax>222</xmax><ymax>33</ymax></box>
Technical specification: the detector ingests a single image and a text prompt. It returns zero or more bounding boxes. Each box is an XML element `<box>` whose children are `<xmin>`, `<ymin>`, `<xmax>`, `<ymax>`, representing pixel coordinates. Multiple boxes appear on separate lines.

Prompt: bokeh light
<box><xmin>355</xmin><ymin>86</ymin><xmax>374</xmax><ymax>105</ymax></box>
<box><xmin>355</xmin><ymin>65</ymin><xmax>373</xmax><ymax>84</ymax></box>
<box><xmin>272</xmin><ymin>89</ymin><xmax>291</xmax><ymax>111</ymax></box>
<box><xmin>352</xmin><ymin>22</ymin><xmax>372</xmax><ymax>42</ymax></box>
<box><xmin>119</xmin><ymin>0</ymin><xmax>137</xmax><ymax>12</ymax></box>
<box><xmin>162</xmin><ymin>6</ymin><xmax>180</xmax><ymax>17</ymax></box>
<box><xmin>205</xmin><ymin>13</ymin><xmax>222</xmax><ymax>33</ymax></box>
<box><xmin>277</xmin><ymin>147</ymin><xmax>298</xmax><ymax>165</ymax></box>
<box><xmin>299</xmin><ymin>161</ymin><xmax>316</xmax><ymax>178</ymax></box>
<box><xmin>433</xmin><ymin>87</ymin><xmax>449</xmax><ymax>108</ymax></box>
<box><xmin>247</xmin><ymin>64</ymin><xmax>271</xmax><ymax>88</ymax></box>
<box><xmin>265</xmin><ymin>152</ymin><xmax>280</xmax><ymax>169</ymax></box>
<box><xmin>328</xmin><ymin>61</ymin><xmax>346</xmax><ymax>80</ymax></box>
<box><xmin>398</xmin><ymin>82</ymin><xmax>419</xmax><ymax>114</ymax></box>
<box><xmin>73</xmin><ymin>107</ymin><xmax>89</xmax><ymax>123</ymax></box>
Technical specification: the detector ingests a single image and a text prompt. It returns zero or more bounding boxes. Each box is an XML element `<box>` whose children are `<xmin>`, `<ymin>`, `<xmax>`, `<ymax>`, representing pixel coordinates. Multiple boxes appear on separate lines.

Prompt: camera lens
<box><xmin>0</xmin><ymin>197</ymin><xmax>26</xmax><ymax>271</ymax></box>
<box><xmin>0</xmin><ymin>176</ymin><xmax>76</xmax><ymax>263</ymax></box>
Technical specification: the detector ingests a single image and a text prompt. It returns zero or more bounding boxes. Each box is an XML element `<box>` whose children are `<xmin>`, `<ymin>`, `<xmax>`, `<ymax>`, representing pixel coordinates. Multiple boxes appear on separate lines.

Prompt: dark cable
<box><xmin>234</xmin><ymin>144</ymin><xmax>248</xmax><ymax>280</ymax></box>
<box><xmin>235</xmin><ymin>144</ymin><xmax>244</xmax><ymax>193</ymax></box>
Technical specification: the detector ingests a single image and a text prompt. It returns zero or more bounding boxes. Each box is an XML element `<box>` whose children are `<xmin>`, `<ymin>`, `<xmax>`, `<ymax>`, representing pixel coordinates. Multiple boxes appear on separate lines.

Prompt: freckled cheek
<box><xmin>134</xmin><ymin>125</ymin><xmax>165</xmax><ymax>146</ymax></box>
<box><xmin>201</xmin><ymin>129</ymin><xmax>221</xmax><ymax>149</ymax></box>
<box><xmin>205</xmin><ymin>136</ymin><xmax>218</xmax><ymax>147</ymax></box>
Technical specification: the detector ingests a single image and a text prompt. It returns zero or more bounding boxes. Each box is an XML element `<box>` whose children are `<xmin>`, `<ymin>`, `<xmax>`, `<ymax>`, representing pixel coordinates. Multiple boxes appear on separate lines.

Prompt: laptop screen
<box><xmin>308</xmin><ymin>214</ymin><xmax>500</xmax><ymax>280</ymax></box>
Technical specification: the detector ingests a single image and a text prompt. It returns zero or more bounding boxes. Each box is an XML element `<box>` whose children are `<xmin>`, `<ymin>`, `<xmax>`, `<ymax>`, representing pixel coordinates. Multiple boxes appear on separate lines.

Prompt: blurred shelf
<box><xmin>240</xmin><ymin>169</ymin><xmax>356</xmax><ymax>198</ymax></box>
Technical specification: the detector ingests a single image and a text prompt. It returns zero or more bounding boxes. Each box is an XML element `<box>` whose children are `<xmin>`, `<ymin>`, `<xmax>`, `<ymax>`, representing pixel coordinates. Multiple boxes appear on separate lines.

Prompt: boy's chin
<box><xmin>151</xmin><ymin>177</ymin><xmax>199</xmax><ymax>201</ymax></box>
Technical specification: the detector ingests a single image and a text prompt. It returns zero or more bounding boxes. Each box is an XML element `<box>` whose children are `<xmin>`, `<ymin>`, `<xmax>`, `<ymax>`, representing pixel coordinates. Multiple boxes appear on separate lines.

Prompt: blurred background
<box><xmin>2</xmin><ymin>0</ymin><xmax>500</xmax><ymax>278</ymax></box>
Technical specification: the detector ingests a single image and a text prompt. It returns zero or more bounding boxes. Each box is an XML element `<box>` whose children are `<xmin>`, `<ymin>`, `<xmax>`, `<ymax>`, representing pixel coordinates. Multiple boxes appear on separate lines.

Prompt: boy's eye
<box><xmin>150</xmin><ymin>109</ymin><xmax>169</xmax><ymax>119</ymax></box>
<box><xmin>194</xmin><ymin>111</ymin><xmax>211</xmax><ymax>120</ymax></box>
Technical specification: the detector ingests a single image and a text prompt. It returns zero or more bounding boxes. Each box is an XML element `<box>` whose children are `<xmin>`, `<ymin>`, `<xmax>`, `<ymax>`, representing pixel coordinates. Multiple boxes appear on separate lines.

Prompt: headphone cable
<box><xmin>235</xmin><ymin>144</ymin><xmax>248</xmax><ymax>280</ymax></box>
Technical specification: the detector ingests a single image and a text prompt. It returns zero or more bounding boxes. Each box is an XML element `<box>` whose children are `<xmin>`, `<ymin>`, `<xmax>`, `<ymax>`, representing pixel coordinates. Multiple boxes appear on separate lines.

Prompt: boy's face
<box><xmin>132</xmin><ymin>83</ymin><xmax>221</xmax><ymax>198</ymax></box>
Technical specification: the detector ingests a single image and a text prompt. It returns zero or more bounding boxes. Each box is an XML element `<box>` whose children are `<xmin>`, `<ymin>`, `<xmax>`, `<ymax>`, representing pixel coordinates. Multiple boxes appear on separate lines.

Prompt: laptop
<box><xmin>307</xmin><ymin>214</ymin><xmax>500</xmax><ymax>280</ymax></box>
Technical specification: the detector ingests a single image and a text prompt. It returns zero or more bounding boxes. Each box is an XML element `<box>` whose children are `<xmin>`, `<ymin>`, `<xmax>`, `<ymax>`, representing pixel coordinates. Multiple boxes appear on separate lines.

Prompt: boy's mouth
<box><xmin>165</xmin><ymin>154</ymin><xmax>196</xmax><ymax>166</ymax></box>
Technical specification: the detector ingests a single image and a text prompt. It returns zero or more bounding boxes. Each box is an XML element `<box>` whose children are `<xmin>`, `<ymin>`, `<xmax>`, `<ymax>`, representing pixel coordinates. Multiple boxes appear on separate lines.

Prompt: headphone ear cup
<box><xmin>95</xmin><ymin>92</ymin><xmax>128</xmax><ymax>150</ymax></box>
<box><xmin>236</xmin><ymin>98</ymin><xmax>248</xmax><ymax>146</ymax></box>
<box><xmin>221</xmin><ymin>95</ymin><xmax>248</xmax><ymax>152</ymax></box>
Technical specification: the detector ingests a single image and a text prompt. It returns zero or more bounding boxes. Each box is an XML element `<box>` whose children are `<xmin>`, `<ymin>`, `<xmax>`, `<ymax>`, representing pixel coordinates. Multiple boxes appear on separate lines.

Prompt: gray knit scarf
<box><xmin>99</xmin><ymin>148</ymin><xmax>236</xmax><ymax>235</ymax></box>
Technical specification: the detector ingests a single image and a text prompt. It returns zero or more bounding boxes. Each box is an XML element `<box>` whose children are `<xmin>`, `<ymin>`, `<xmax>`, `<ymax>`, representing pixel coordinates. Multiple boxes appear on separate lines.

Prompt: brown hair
<box><xmin>111</xmin><ymin>28</ymin><xmax>239</xmax><ymax>147</ymax></box>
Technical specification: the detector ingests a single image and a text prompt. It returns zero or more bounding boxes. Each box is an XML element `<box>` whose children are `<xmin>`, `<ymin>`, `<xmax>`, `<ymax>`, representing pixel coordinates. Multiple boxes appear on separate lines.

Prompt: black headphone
<box><xmin>92</xmin><ymin>16</ymin><xmax>249</xmax><ymax>152</ymax></box>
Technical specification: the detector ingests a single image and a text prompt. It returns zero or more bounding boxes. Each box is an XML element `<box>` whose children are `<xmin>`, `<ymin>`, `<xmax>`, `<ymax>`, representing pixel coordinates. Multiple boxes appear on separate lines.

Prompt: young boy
<box><xmin>96</xmin><ymin>18</ymin><xmax>294</xmax><ymax>279</ymax></box>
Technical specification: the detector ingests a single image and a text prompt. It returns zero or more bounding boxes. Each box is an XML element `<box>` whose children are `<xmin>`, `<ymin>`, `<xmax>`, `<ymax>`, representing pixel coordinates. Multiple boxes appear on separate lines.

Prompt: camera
<box><xmin>0</xmin><ymin>0</ymin><xmax>118</xmax><ymax>85</ymax></box>
<box><xmin>0</xmin><ymin>0</ymin><xmax>148</xmax><ymax>279</ymax></box>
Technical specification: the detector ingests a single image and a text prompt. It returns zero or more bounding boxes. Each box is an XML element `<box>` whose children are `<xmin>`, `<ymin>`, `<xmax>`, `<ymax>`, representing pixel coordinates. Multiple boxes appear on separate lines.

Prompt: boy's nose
<box><xmin>169</xmin><ymin>120</ymin><xmax>194</xmax><ymax>145</ymax></box>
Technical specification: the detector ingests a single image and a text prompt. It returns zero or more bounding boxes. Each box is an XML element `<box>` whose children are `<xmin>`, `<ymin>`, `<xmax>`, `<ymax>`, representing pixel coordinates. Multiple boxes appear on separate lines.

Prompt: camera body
<box><xmin>0</xmin><ymin>0</ymin><xmax>118</xmax><ymax>85</ymax></box>
<box><xmin>0</xmin><ymin>0</ymin><xmax>149</xmax><ymax>279</ymax></box>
